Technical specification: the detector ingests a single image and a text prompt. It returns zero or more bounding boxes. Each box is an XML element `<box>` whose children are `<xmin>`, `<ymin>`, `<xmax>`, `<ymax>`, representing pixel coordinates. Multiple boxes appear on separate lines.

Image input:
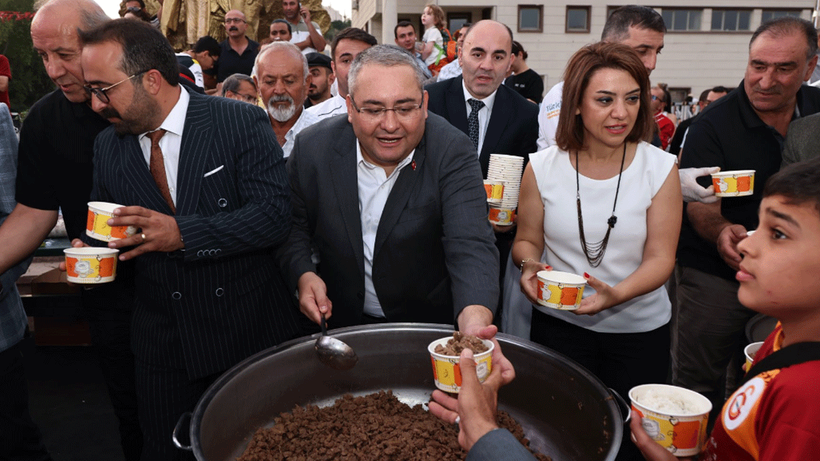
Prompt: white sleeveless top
<box><xmin>529</xmin><ymin>142</ymin><xmax>675</xmax><ymax>333</ymax></box>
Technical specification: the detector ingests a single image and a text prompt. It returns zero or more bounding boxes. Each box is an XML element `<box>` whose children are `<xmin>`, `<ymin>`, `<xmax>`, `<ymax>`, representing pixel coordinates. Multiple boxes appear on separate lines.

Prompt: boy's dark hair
<box><xmin>193</xmin><ymin>36</ymin><xmax>221</xmax><ymax>57</ymax></box>
<box><xmin>764</xmin><ymin>157</ymin><xmax>820</xmax><ymax>214</ymax></box>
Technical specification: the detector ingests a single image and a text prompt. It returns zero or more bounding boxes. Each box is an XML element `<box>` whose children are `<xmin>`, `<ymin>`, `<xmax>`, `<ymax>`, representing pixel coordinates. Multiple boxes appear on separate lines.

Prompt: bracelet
<box><xmin>519</xmin><ymin>258</ymin><xmax>534</xmax><ymax>272</ymax></box>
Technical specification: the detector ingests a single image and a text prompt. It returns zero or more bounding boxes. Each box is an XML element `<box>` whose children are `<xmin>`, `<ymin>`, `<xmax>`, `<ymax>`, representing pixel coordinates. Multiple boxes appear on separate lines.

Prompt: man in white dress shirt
<box><xmin>254</xmin><ymin>41</ymin><xmax>317</xmax><ymax>158</ymax></box>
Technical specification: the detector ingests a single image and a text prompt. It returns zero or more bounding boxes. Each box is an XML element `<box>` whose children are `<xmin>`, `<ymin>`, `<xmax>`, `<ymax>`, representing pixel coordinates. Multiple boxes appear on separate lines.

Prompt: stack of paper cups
<box><xmin>487</xmin><ymin>154</ymin><xmax>525</xmax><ymax>225</ymax></box>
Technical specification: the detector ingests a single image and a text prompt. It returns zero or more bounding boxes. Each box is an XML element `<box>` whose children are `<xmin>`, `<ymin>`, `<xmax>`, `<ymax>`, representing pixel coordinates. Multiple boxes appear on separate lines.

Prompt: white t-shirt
<box><xmin>422</xmin><ymin>27</ymin><xmax>443</xmax><ymax>66</ymax></box>
<box><xmin>529</xmin><ymin>142</ymin><xmax>674</xmax><ymax>333</ymax></box>
<box><xmin>536</xmin><ymin>81</ymin><xmax>563</xmax><ymax>150</ymax></box>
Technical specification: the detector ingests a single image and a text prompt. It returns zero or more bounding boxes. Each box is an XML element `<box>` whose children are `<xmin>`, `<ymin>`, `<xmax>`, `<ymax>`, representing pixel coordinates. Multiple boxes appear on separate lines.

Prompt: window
<box><xmin>565</xmin><ymin>6</ymin><xmax>590</xmax><ymax>33</ymax></box>
<box><xmin>662</xmin><ymin>9</ymin><xmax>702</xmax><ymax>31</ymax></box>
<box><xmin>711</xmin><ymin>9</ymin><xmax>751</xmax><ymax>31</ymax></box>
<box><xmin>761</xmin><ymin>10</ymin><xmax>801</xmax><ymax>23</ymax></box>
<box><xmin>447</xmin><ymin>13</ymin><xmax>471</xmax><ymax>33</ymax></box>
<box><xmin>518</xmin><ymin>5</ymin><xmax>543</xmax><ymax>33</ymax></box>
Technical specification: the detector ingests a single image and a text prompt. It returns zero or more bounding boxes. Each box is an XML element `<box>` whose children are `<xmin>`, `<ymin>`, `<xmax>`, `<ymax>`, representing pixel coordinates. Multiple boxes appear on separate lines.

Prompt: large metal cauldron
<box><xmin>179</xmin><ymin>324</ymin><xmax>624</xmax><ymax>460</ymax></box>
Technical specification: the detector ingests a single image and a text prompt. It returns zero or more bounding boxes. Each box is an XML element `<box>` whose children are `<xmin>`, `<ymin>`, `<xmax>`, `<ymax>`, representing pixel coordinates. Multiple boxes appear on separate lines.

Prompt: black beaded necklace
<box><xmin>575</xmin><ymin>143</ymin><xmax>626</xmax><ymax>267</ymax></box>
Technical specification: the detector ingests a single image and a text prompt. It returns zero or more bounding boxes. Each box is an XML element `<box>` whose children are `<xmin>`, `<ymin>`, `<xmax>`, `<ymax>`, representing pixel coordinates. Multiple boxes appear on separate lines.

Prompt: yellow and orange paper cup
<box><xmin>744</xmin><ymin>341</ymin><xmax>764</xmax><ymax>371</ymax></box>
<box><xmin>483</xmin><ymin>180</ymin><xmax>505</xmax><ymax>206</ymax></box>
<box><xmin>629</xmin><ymin>384</ymin><xmax>712</xmax><ymax>457</ymax></box>
<box><xmin>536</xmin><ymin>270</ymin><xmax>586</xmax><ymax>310</ymax></box>
<box><xmin>428</xmin><ymin>337</ymin><xmax>493</xmax><ymax>393</ymax></box>
<box><xmin>488</xmin><ymin>207</ymin><xmax>515</xmax><ymax>226</ymax></box>
<box><xmin>86</xmin><ymin>201</ymin><xmax>137</xmax><ymax>242</ymax></box>
<box><xmin>711</xmin><ymin>170</ymin><xmax>755</xmax><ymax>197</ymax></box>
<box><xmin>64</xmin><ymin>247</ymin><xmax>119</xmax><ymax>284</ymax></box>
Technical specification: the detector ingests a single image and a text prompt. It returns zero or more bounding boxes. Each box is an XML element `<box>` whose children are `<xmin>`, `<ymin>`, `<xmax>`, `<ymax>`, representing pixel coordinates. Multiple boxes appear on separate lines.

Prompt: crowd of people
<box><xmin>1</xmin><ymin>1</ymin><xmax>819</xmax><ymax>461</ymax></box>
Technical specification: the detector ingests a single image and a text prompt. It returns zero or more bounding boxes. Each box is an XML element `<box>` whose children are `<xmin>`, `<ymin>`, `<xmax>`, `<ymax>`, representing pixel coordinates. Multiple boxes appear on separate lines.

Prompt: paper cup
<box><xmin>630</xmin><ymin>384</ymin><xmax>712</xmax><ymax>457</ymax></box>
<box><xmin>428</xmin><ymin>337</ymin><xmax>494</xmax><ymax>393</ymax></box>
<box><xmin>483</xmin><ymin>180</ymin><xmax>505</xmax><ymax>205</ymax></box>
<box><xmin>86</xmin><ymin>201</ymin><xmax>137</xmax><ymax>242</ymax></box>
<box><xmin>711</xmin><ymin>170</ymin><xmax>755</xmax><ymax>197</ymax></box>
<box><xmin>744</xmin><ymin>341</ymin><xmax>764</xmax><ymax>371</ymax></box>
<box><xmin>488</xmin><ymin>207</ymin><xmax>515</xmax><ymax>226</ymax></box>
<box><xmin>64</xmin><ymin>247</ymin><xmax>119</xmax><ymax>284</ymax></box>
<box><xmin>536</xmin><ymin>271</ymin><xmax>586</xmax><ymax>310</ymax></box>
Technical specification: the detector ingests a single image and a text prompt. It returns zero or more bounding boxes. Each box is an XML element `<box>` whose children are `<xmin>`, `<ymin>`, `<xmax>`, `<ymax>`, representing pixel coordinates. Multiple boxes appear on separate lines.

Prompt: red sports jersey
<box><xmin>700</xmin><ymin>325</ymin><xmax>820</xmax><ymax>460</ymax></box>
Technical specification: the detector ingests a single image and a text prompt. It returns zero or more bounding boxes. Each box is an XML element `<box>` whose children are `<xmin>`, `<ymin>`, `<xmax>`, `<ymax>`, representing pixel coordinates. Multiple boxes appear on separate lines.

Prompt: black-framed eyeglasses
<box><xmin>225</xmin><ymin>18</ymin><xmax>246</xmax><ymax>24</ymax></box>
<box><xmin>350</xmin><ymin>94</ymin><xmax>425</xmax><ymax>120</ymax></box>
<box><xmin>84</xmin><ymin>71</ymin><xmax>147</xmax><ymax>104</ymax></box>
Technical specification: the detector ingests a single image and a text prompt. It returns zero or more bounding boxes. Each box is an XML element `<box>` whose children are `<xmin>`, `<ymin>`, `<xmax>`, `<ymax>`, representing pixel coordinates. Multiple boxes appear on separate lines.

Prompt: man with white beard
<box><xmin>254</xmin><ymin>41</ymin><xmax>317</xmax><ymax>158</ymax></box>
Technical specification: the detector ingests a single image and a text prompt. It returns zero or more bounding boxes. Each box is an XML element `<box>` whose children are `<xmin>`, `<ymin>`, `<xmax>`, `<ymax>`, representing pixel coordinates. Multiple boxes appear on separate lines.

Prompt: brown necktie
<box><xmin>146</xmin><ymin>129</ymin><xmax>176</xmax><ymax>214</ymax></box>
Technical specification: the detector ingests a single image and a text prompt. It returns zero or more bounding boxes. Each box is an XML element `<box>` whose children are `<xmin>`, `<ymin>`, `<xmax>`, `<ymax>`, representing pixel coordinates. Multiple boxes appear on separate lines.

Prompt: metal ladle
<box><xmin>314</xmin><ymin>313</ymin><xmax>358</xmax><ymax>370</ymax></box>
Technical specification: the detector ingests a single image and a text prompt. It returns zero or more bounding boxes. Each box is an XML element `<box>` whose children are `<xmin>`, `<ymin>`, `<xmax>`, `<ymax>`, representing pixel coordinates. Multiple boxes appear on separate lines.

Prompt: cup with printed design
<box><xmin>711</xmin><ymin>170</ymin><xmax>755</xmax><ymax>197</ymax></box>
<box><xmin>744</xmin><ymin>341</ymin><xmax>764</xmax><ymax>372</ymax></box>
<box><xmin>629</xmin><ymin>384</ymin><xmax>712</xmax><ymax>457</ymax></box>
<box><xmin>483</xmin><ymin>180</ymin><xmax>505</xmax><ymax>206</ymax></box>
<box><xmin>86</xmin><ymin>201</ymin><xmax>137</xmax><ymax>242</ymax></box>
<box><xmin>428</xmin><ymin>336</ymin><xmax>494</xmax><ymax>393</ymax></box>
<box><xmin>64</xmin><ymin>247</ymin><xmax>119</xmax><ymax>284</ymax></box>
<box><xmin>536</xmin><ymin>270</ymin><xmax>586</xmax><ymax>311</ymax></box>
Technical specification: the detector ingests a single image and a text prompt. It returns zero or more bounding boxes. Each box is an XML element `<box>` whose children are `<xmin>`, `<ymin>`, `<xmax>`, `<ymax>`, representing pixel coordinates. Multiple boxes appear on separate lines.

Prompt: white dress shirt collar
<box><xmin>137</xmin><ymin>87</ymin><xmax>190</xmax><ymax>206</ymax></box>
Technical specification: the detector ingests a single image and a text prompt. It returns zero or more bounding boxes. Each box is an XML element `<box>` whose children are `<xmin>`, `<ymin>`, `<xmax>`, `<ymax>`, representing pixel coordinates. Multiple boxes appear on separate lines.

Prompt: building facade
<box><xmin>352</xmin><ymin>1</ymin><xmax>816</xmax><ymax>104</ymax></box>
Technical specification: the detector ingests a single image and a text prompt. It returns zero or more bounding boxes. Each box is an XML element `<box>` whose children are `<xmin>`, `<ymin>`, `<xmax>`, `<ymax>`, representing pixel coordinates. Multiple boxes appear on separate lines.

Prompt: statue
<box><xmin>121</xmin><ymin>0</ymin><xmax>331</xmax><ymax>51</ymax></box>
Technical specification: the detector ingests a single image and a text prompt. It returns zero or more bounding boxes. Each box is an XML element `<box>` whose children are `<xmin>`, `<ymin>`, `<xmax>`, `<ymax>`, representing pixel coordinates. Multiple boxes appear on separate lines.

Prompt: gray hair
<box><xmin>348</xmin><ymin>45</ymin><xmax>425</xmax><ymax>99</ymax></box>
<box><xmin>220</xmin><ymin>73</ymin><xmax>256</xmax><ymax>97</ymax></box>
<box><xmin>254</xmin><ymin>41</ymin><xmax>308</xmax><ymax>81</ymax></box>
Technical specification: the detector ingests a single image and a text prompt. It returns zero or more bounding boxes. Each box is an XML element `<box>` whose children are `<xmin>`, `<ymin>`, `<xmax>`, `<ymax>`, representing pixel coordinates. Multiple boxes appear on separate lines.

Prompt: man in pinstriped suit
<box><xmin>79</xmin><ymin>20</ymin><xmax>301</xmax><ymax>461</ymax></box>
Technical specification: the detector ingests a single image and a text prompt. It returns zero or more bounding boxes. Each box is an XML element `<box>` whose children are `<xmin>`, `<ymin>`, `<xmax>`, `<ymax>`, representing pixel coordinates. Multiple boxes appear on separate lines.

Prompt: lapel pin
<box><xmin>411</xmin><ymin>160</ymin><xmax>416</xmax><ymax>171</ymax></box>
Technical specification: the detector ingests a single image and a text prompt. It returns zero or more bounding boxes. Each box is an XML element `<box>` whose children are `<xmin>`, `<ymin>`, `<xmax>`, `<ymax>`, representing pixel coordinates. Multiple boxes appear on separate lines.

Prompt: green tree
<box><xmin>0</xmin><ymin>0</ymin><xmax>55</xmax><ymax>113</ymax></box>
<box><xmin>324</xmin><ymin>18</ymin><xmax>351</xmax><ymax>44</ymax></box>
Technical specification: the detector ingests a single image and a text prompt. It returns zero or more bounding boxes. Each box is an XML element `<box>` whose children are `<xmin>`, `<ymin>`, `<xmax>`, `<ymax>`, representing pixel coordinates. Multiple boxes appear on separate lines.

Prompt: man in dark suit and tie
<box><xmin>79</xmin><ymin>20</ymin><xmax>301</xmax><ymax>461</ymax></box>
<box><xmin>280</xmin><ymin>45</ymin><xmax>503</xmax><ymax>343</ymax></box>
<box><xmin>425</xmin><ymin>20</ymin><xmax>538</xmax><ymax>179</ymax></box>
<box><xmin>424</xmin><ymin>20</ymin><xmax>538</xmax><ymax>318</ymax></box>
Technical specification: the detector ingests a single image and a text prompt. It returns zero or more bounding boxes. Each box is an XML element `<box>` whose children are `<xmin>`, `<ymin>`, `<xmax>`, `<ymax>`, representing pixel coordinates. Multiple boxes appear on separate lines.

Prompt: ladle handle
<box><xmin>320</xmin><ymin>313</ymin><xmax>328</xmax><ymax>336</ymax></box>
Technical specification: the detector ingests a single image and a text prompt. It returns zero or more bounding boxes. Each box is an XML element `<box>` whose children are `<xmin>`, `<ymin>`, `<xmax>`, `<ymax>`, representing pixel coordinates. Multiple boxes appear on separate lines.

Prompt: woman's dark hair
<box><xmin>555</xmin><ymin>42</ymin><xmax>652</xmax><ymax>152</ymax></box>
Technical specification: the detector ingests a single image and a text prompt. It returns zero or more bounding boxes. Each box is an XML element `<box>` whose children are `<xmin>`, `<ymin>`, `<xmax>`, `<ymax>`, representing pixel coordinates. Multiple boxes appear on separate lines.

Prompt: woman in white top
<box><xmin>512</xmin><ymin>42</ymin><xmax>681</xmax><ymax>460</ymax></box>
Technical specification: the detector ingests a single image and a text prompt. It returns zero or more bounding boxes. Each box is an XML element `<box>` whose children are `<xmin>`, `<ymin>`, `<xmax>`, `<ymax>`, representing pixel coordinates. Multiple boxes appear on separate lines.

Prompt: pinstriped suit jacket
<box><xmin>279</xmin><ymin>113</ymin><xmax>499</xmax><ymax>329</ymax></box>
<box><xmin>90</xmin><ymin>89</ymin><xmax>301</xmax><ymax>379</ymax></box>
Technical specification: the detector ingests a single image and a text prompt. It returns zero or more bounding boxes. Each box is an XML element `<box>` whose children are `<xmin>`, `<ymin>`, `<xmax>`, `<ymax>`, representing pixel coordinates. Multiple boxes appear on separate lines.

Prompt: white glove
<box><xmin>680</xmin><ymin>166</ymin><xmax>720</xmax><ymax>203</ymax></box>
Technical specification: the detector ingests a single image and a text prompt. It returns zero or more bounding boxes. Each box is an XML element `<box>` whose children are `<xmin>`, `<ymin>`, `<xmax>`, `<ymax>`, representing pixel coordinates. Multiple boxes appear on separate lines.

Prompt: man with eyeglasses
<box><xmin>0</xmin><ymin>1</ymin><xmax>144</xmax><ymax>460</ymax></box>
<box><xmin>280</xmin><ymin>45</ymin><xmax>504</xmax><ymax>355</ymax></box>
<box><xmin>215</xmin><ymin>10</ymin><xmax>259</xmax><ymax>84</ymax></box>
<box><xmin>80</xmin><ymin>19</ymin><xmax>301</xmax><ymax>461</ymax></box>
<box><xmin>254</xmin><ymin>42</ymin><xmax>317</xmax><ymax>158</ymax></box>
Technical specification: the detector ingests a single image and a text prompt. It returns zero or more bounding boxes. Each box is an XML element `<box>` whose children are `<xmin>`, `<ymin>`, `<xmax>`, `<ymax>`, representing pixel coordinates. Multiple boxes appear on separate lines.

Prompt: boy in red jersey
<box><xmin>632</xmin><ymin>157</ymin><xmax>820</xmax><ymax>461</ymax></box>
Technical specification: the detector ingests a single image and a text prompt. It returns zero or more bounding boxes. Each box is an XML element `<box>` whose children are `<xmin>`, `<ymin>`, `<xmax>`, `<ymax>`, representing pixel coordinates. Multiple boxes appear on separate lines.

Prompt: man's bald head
<box><xmin>31</xmin><ymin>0</ymin><xmax>109</xmax><ymax>103</ymax></box>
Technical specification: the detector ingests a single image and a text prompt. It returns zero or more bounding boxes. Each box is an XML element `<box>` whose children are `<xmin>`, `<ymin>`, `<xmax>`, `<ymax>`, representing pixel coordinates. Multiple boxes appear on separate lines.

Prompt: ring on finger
<box><xmin>141</xmin><ymin>233</ymin><xmax>146</xmax><ymax>242</ymax></box>
<box><xmin>454</xmin><ymin>416</ymin><xmax>460</xmax><ymax>425</ymax></box>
